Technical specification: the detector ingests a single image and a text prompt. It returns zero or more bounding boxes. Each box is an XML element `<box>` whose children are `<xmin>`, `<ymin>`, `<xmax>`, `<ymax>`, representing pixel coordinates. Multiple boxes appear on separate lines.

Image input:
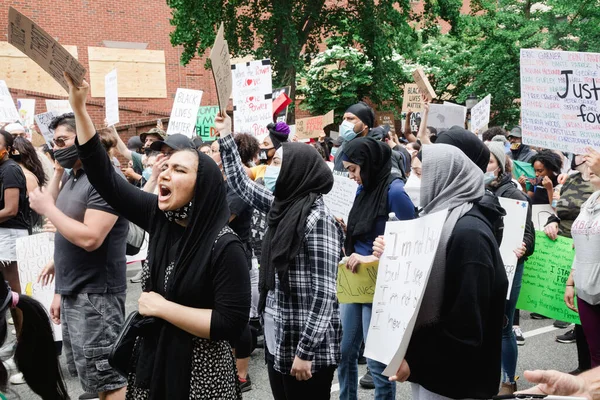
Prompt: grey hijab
<box><xmin>416</xmin><ymin>144</ymin><xmax>485</xmax><ymax>328</ymax></box>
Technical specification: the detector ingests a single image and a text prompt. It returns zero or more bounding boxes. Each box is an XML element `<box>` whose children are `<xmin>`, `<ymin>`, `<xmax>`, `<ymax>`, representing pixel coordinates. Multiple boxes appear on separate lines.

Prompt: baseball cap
<box><xmin>140</xmin><ymin>128</ymin><xmax>167</xmax><ymax>143</ymax></box>
<box><xmin>149</xmin><ymin>134</ymin><xmax>193</xmax><ymax>152</ymax></box>
<box><xmin>127</xmin><ymin>136</ymin><xmax>143</xmax><ymax>151</ymax></box>
<box><xmin>508</xmin><ymin>126</ymin><xmax>522</xmax><ymax>138</ymax></box>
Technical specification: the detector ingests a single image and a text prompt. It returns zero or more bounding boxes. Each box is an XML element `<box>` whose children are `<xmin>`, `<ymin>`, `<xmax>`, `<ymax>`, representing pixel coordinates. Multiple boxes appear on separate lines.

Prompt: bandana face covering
<box><xmin>164</xmin><ymin>201</ymin><xmax>192</xmax><ymax>222</ymax></box>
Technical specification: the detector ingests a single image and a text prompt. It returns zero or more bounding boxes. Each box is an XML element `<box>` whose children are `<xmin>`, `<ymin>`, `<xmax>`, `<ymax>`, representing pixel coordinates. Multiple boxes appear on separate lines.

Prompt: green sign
<box><xmin>516</xmin><ymin>232</ymin><xmax>580</xmax><ymax>324</ymax></box>
<box><xmin>195</xmin><ymin>106</ymin><xmax>220</xmax><ymax>141</ymax></box>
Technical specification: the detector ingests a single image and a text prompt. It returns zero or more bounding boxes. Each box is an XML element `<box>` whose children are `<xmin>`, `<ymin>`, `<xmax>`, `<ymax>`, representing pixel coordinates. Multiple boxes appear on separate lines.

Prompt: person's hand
<box><xmin>517</xmin><ymin>369</ymin><xmax>589</xmax><ymax>399</ymax></box>
<box><xmin>389</xmin><ymin>359</ymin><xmax>410</xmax><ymax>382</ymax></box>
<box><xmin>290</xmin><ymin>357</ymin><xmax>312</xmax><ymax>381</ymax></box>
<box><xmin>152</xmin><ymin>154</ymin><xmax>168</xmax><ymax>179</ymax></box>
<box><xmin>123</xmin><ymin>167</ymin><xmax>140</xmax><ymax>181</ymax></box>
<box><xmin>558</xmin><ymin>173</ymin><xmax>568</xmax><ymax>185</ymax></box>
<box><xmin>585</xmin><ymin>147</ymin><xmax>600</xmax><ymax>177</ymax></box>
<box><xmin>29</xmin><ymin>187</ymin><xmax>56</xmax><ymax>216</ymax></box>
<box><xmin>518</xmin><ymin>175</ymin><xmax>528</xmax><ymax>190</ymax></box>
<box><xmin>542</xmin><ymin>176</ymin><xmax>554</xmax><ymax>191</ymax></box>
<box><xmin>50</xmin><ymin>294</ymin><xmax>61</xmax><ymax>325</ymax></box>
<box><xmin>138</xmin><ymin>291</ymin><xmax>167</xmax><ymax>317</ymax></box>
<box><xmin>37</xmin><ymin>260</ymin><xmax>55</xmax><ymax>286</ymax></box>
<box><xmin>553</xmin><ymin>190</ymin><xmax>561</xmax><ymax>205</ymax></box>
<box><xmin>42</xmin><ymin>219</ymin><xmax>57</xmax><ymax>233</ymax></box>
<box><xmin>513</xmin><ymin>242</ymin><xmax>526</xmax><ymax>259</ymax></box>
<box><xmin>53</xmin><ymin>159</ymin><xmax>64</xmax><ymax>174</ymax></box>
<box><xmin>335</xmin><ymin>217</ymin><xmax>347</xmax><ymax>233</ymax></box>
<box><xmin>214</xmin><ymin>113</ymin><xmax>232</xmax><ymax>138</ymax></box>
<box><xmin>318</xmin><ymin>131</ymin><xmax>326</xmax><ymax>143</ymax></box>
<box><xmin>564</xmin><ymin>286</ymin><xmax>577</xmax><ymax>312</ymax></box>
<box><xmin>63</xmin><ymin>72</ymin><xmax>89</xmax><ymax>112</ymax></box>
<box><xmin>373</xmin><ymin>235</ymin><xmax>386</xmax><ymax>259</ymax></box>
<box><xmin>291</xmin><ymin>135</ymin><xmax>299</xmax><ymax>142</ymax></box>
<box><xmin>545</xmin><ymin>222</ymin><xmax>559</xmax><ymax>241</ymax></box>
<box><xmin>346</xmin><ymin>253</ymin><xmax>369</xmax><ymax>273</ymax></box>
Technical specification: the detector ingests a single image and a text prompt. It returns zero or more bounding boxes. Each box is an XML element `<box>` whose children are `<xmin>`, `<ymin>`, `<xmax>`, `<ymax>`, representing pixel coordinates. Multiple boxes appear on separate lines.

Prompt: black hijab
<box><xmin>258</xmin><ymin>143</ymin><xmax>333</xmax><ymax>312</ymax></box>
<box><xmin>435</xmin><ymin>126</ymin><xmax>490</xmax><ymax>173</ymax></box>
<box><xmin>138</xmin><ymin>149</ymin><xmax>231</xmax><ymax>400</ymax></box>
<box><xmin>344</xmin><ymin>137</ymin><xmax>399</xmax><ymax>254</ymax></box>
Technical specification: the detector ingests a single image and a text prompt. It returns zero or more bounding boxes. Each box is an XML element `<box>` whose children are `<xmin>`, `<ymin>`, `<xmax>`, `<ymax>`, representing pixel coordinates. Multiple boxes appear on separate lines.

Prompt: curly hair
<box><xmin>234</xmin><ymin>133</ymin><xmax>260</xmax><ymax>167</ymax></box>
<box><xmin>531</xmin><ymin>149</ymin><xmax>562</xmax><ymax>175</ymax></box>
<box><xmin>482</xmin><ymin>126</ymin><xmax>507</xmax><ymax>142</ymax></box>
<box><xmin>13</xmin><ymin>137</ymin><xmax>47</xmax><ymax>187</ymax></box>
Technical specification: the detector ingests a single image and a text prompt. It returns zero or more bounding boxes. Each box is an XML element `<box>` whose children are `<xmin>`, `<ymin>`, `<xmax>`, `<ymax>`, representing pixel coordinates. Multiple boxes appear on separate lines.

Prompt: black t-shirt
<box><xmin>226</xmin><ymin>185</ymin><xmax>252</xmax><ymax>248</ymax></box>
<box><xmin>0</xmin><ymin>159</ymin><xmax>29</xmax><ymax>230</ymax></box>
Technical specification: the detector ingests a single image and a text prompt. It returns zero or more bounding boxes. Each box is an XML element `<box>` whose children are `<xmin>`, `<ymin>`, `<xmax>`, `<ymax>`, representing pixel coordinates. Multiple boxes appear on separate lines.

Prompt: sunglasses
<box><xmin>52</xmin><ymin>135</ymin><xmax>75</xmax><ymax>148</ymax></box>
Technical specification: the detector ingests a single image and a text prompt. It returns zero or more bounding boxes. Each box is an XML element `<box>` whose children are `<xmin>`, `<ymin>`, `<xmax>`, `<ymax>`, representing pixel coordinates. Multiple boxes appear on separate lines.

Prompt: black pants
<box><xmin>266</xmin><ymin>350</ymin><xmax>336</xmax><ymax>400</ymax></box>
<box><xmin>576</xmin><ymin>323</ymin><xmax>592</xmax><ymax>371</ymax></box>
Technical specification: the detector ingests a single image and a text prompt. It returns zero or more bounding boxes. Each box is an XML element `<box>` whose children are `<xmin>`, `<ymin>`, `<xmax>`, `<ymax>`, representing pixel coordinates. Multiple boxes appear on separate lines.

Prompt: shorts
<box><xmin>0</xmin><ymin>228</ymin><xmax>28</xmax><ymax>263</ymax></box>
<box><xmin>61</xmin><ymin>292</ymin><xmax>127</xmax><ymax>393</ymax></box>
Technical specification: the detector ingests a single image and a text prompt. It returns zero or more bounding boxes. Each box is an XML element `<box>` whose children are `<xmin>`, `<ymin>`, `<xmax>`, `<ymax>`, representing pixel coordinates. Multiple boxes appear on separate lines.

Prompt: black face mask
<box><xmin>144</xmin><ymin>148</ymin><xmax>152</xmax><ymax>156</ymax></box>
<box><xmin>571</xmin><ymin>156</ymin><xmax>585</xmax><ymax>170</ymax></box>
<box><xmin>10</xmin><ymin>153</ymin><xmax>21</xmax><ymax>163</ymax></box>
<box><xmin>259</xmin><ymin>147</ymin><xmax>274</xmax><ymax>165</ymax></box>
<box><xmin>54</xmin><ymin>145</ymin><xmax>79</xmax><ymax>169</ymax></box>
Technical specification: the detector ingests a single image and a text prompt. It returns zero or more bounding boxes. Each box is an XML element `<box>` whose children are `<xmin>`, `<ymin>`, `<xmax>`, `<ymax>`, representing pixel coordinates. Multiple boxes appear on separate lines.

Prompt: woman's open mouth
<box><xmin>158</xmin><ymin>185</ymin><xmax>172</xmax><ymax>202</ymax></box>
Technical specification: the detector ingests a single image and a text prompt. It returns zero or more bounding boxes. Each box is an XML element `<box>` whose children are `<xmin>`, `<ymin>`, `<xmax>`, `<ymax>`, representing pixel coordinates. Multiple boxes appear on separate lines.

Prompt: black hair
<box><xmin>48</xmin><ymin>112</ymin><xmax>76</xmax><ymax>134</ymax></box>
<box><xmin>482</xmin><ymin>126</ymin><xmax>507</xmax><ymax>142</ymax></box>
<box><xmin>199</xmin><ymin>143</ymin><xmax>211</xmax><ymax>150</ymax></box>
<box><xmin>42</xmin><ymin>144</ymin><xmax>55</xmax><ymax>161</ymax></box>
<box><xmin>530</xmin><ymin>149</ymin><xmax>562</xmax><ymax>175</ymax></box>
<box><xmin>430</xmin><ymin>134</ymin><xmax>438</xmax><ymax>143</ymax></box>
<box><xmin>427</xmin><ymin>126</ymin><xmax>437</xmax><ymax>135</ymax></box>
<box><xmin>234</xmin><ymin>133</ymin><xmax>260</xmax><ymax>167</ymax></box>
<box><xmin>13</xmin><ymin>137</ymin><xmax>48</xmax><ymax>187</ymax></box>
<box><xmin>312</xmin><ymin>143</ymin><xmax>327</xmax><ymax>161</ymax></box>
<box><xmin>0</xmin><ymin>130</ymin><xmax>14</xmax><ymax>153</ymax></box>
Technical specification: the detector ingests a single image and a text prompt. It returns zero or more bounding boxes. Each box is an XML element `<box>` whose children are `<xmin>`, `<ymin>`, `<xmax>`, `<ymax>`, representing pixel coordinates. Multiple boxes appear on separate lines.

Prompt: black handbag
<box><xmin>108</xmin><ymin>311</ymin><xmax>157</xmax><ymax>377</ymax></box>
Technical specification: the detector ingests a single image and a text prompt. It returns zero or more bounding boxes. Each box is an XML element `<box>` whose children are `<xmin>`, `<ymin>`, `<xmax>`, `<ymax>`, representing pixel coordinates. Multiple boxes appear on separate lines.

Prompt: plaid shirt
<box><xmin>219</xmin><ymin>135</ymin><xmax>342</xmax><ymax>373</ymax></box>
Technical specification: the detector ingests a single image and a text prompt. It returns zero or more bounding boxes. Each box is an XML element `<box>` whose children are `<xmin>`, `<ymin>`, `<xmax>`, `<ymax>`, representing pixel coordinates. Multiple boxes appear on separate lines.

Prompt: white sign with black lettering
<box><xmin>167</xmin><ymin>88</ymin><xmax>203</xmax><ymax>138</ymax></box>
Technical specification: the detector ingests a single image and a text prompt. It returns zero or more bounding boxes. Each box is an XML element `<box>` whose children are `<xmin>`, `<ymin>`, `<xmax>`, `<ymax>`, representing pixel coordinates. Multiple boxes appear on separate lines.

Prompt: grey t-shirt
<box><xmin>54</xmin><ymin>168</ymin><xmax>128</xmax><ymax>295</ymax></box>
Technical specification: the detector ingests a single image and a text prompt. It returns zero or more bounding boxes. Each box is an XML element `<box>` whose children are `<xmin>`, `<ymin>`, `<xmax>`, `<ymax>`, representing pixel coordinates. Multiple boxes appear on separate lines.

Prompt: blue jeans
<box><xmin>338</xmin><ymin>303</ymin><xmax>396</xmax><ymax>400</ymax></box>
<box><xmin>501</xmin><ymin>261</ymin><xmax>524</xmax><ymax>383</ymax></box>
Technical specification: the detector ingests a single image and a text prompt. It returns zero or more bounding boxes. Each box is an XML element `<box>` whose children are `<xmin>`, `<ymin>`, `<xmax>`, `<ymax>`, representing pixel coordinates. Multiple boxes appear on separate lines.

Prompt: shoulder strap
<box><xmin>210</xmin><ymin>226</ymin><xmax>239</xmax><ymax>266</ymax></box>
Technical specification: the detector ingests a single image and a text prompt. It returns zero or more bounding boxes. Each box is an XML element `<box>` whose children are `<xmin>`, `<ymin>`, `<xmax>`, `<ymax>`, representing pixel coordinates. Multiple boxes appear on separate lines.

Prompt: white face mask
<box><xmin>339</xmin><ymin>120</ymin><xmax>357</xmax><ymax>142</ymax></box>
<box><xmin>484</xmin><ymin>167</ymin><xmax>499</xmax><ymax>185</ymax></box>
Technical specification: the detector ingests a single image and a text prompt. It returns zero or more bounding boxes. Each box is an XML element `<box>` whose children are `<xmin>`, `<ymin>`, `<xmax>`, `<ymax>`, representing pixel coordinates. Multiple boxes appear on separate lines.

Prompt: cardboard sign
<box><xmin>0</xmin><ymin>80</ymin><xmax>20</xmax><ymax>123</ymax></box>
<box><xmin>520</xmin><ymin>48</ymin><xmax>600</xmax><ymax>153</ymax></box>
<box><xmin>16</xmin><ymin>233</ymin><xmax>62</xmax><ymax>340</ymax></box>
<box><xmin>412</xmin><ymin>68</ymin><xmax>437</xmax><ymax>101</ymax></box>
<box><xmin>104</xmin><ymin>69</ymin><xmax>119</xmax><ymax>126</ymax></box>
<box><xmin>517</xmin><ymin>232</ymin><xmax>580</xmax><ymax>324</ymax></box>
<box><xmin>210</xmin><ymin>23</ymin><xmax>232</xmax><ymax>114</ymax></box>
<box><xmin>273</xmin><ymin>86</ymin><xmax>291</xmax><ymax>122</ymax></box>
<box><xmin>8</xmin><ymin>7</ymin><xmax>86</xmax><ymax>93</ymax></box>
<box><xmin>498</xmin><ymin>197</ymin><xmax>529</xmax><ymax>299</ymax></box>
<box><xmin>167</xmin><ymin>88</ymin><xmax>203</xmax><ymax>138</ymax></box>
<box><xmin>402</xmin><ymin>84</ymin><xmax>424</xmax><ymax>113</ymax></box>
<box><xmin>377</xmin><ymin>112</ymin><xmax>396</xmax><ymax>135</ymax></box>
<box><xmin>428</xmin><ymin>103</ymin><xmax>466</xmax><ymax>130</ymax></box>
<box><xmin>195</xmin><ymin>105</ymin><xmax>220</xmax><ymax>141</ymax></box>
<box><xmin>17</xmin><ymin>98</ymin><xmax>36</xmax><ymax>127</ymax></box>
<box><xmin>45</xmin><ymin>100</ymin><xmax>72</xmax><ymax>114</ymax></box>
<box><xmin>232</xmin><ymin>59</ymin><xmax>273</xmax><ymax>139</ymax></box>
<box><xmin>532</xmin><ymin>204</ymin><xmax>556</xmax><ymax>231</ymax></box>
<box><xmin>34</xmin><ymin>111</ymin><xmax>58</xmax><ymax>142</ymax></box>
<box><xmin>471</xmin><ymin>94</ymin><xmax>492</xmax><ymax>133</ymax></box>
<box><xmin>365</xmin><ymin>209</ymin><xmax>447</xmax><ymax>376</ymax></box>
<box><xmin>323</xmin><ymin>175</ymin><xmax>358</xmax><ymax>222</ymax></box>
<box><xmin>337</xmin><ymin>261</ymin><xmax>379</xmax><ymax>304</ymax></box>
<box><xmin>295</xmin><ymin>110</ymin><xmax>334</xmax><ymax>140</ymax></box>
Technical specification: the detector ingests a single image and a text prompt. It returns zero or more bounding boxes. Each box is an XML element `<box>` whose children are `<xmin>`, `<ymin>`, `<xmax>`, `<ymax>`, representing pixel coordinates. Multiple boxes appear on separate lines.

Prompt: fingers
<box><xmin>63</xmin><ymin>71</ymin><xmax>74</xmax><ymax>88</ymax></box>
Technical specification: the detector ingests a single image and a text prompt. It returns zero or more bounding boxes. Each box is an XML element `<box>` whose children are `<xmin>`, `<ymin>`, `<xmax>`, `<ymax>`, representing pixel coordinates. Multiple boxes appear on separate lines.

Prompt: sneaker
<box><xmin>359</xmin><ymin>368</ymin><xmax>375</xmax><ymax>389</ymax></box>
<box><xmin>238</xmin><ymin>374</ymin><xmax>252</xmax><ymax>393</ymax></box>
<box><xmin>79</xmin><ymin>393</ymin><xmax>100</xmax><ymax>400</ymax></box>
<box><xmin>0</xmin><ymin>342</ymin><xmax>16</xmax><ymax>360</ymax></box>
<box><xmin>9</xmin><ymin>372</ymin><xmax>25</xmax><ymax>385</ymax></box>
<box><xmin>556</xmin><ymin>329</ymin><xmax>576</xmax><ymax>344</ymax></box>
<box><xmin>530</xmin><ymin>313</ymin><xmax>549</xmax><ymax>319</ymax></box>
<box><xmin>498</xmin><ymin>382</ymin><xmax>517</xmax><ymax>396</ymax></box>
<box><xmin>130</xmin><ymin>269</ymin><xmax>143</xmax><ymax>283</ymax></box>
<box><xmin>513</xmin><ymin>326</ymin><xmax>525</xmax><ymax>346</ymax></box>
<box><xmin>553</xmin><ymin>320</ymin><xmax>570</xmax><ymax>329</ymax></box>
<box><xmin>3</xmin><ymin>357</ymin><xmax>16</xmax><ymax>372</ymax></box>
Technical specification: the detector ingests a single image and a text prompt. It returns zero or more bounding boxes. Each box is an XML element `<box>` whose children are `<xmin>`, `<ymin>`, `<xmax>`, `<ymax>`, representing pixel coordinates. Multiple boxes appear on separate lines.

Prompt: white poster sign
<box><xmin>104</xmin><ymin>69</ymin><xmax>119</xmax><ymax>126</ymax></box>
<box><xmin>166</xmin><ymin>88</ymin><xmax>203</xmax><ymax>138</ymax></box>
<box><xmin>498</xmin><ymin>197</ymin><xmax>528</xmax><ymax>299</ymax></box>
<box><xmin>471</xmin><ymin>94</ymin><xmax>492</xmax><ymax>133</ymax></box>
<box><xmin>428</xmin><ymin>103</ymin><xmax>466</xmax><ymax>131</ymax></box>
<box><xmin>34</xmin><ymin>111</ymin><xmax>58</xmax><ymax>143</ymax></box>
<box><xmin>521</xmin><ymin>48</ymin><xmax>600</xmax><ymax>153</ymax></box>
<box><xmin>0</xmin><ymin>80</ymin><xmax>20</xmax><ymax>123</ymax></box>
<box><xmin>45</xmin><ymin>100</ymin><xmax>72</xmax><ymax>114</ymax></box>
<box><xmin>231</xmin><ymin>59</ymin><xmax>273</xmax><ymax>139</ymax></box>
<box><xmin>17</xmin><ymin>99</ymin><xmax>36</xmax><ymax>127</ymax></box>
<box><xmin>323</xmin><ymin>175</ymin><xmax>358</xmax><ymax>223</ymax></box>
<box><xmin>16</xmin><ymin>233</ymin><xmax>62</xmax><ymax>340</ymax></box>
<box><xmin>364</xmin><ymin>209</ymin><xmax>448</xmax><ymax>376</ymax></box>
<box><xmin>532</xmin><ymin>204</ymin><xmax>556</xmax><ymax>231</ymax></box>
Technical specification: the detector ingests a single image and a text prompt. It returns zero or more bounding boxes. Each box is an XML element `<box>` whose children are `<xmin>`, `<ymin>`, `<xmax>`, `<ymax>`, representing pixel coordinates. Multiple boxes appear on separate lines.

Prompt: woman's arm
<box><xmin>0</xmin><ymin>188</ymin><xmax>19</xmax><ymax>224</ymax></box>
<box><xmin>416</xmin><ymin>102</ymin><xmax>431</xmax><ymax>145</ymax></box>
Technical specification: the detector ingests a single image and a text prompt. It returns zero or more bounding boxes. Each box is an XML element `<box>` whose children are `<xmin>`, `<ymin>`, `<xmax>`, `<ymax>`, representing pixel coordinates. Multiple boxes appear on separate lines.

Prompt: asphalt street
<box><xmin>8</xmin><ymin>263</ymin><xmax>580</xmax><ymax>399</ymax></box>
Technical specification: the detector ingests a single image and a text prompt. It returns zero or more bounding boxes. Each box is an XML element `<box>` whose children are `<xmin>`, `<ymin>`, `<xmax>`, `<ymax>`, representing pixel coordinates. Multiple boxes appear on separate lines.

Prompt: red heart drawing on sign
<box><xmin>246</xmin><ymin>79</ymin><xmax>253</xmax><ymax>86</ymax></box>
<box><xmin>248</xmin><ymin>96</ymin><xmax>254</xmax><ymax>102</ymax></box>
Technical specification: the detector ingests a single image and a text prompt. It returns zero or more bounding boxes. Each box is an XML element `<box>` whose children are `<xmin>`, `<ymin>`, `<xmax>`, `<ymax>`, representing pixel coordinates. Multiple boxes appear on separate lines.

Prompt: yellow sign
<box><xmin>337</xmin><ymin>261</ymin><xmax>379</xmax><ymax>304</ymax></box>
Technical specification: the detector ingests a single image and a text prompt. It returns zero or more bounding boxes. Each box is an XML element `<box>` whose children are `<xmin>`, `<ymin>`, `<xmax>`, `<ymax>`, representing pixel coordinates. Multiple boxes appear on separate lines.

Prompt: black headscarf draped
<box><xmin>344</xmin><ymin>137</ymin><xmax>399</xmax><ymax>254</ymax></box>
<box><xmin>267</xmin><ymin>122</ymin><xmax>290</xmax><ymax>149</ymax></box>
<box><xmin>436</xmin><ymin>126</ymin><xmax>490</xmax><ymax>173</ymax></box>
<box><xmin>258</xmin><ymin>143</ymin><xmax>333</xmax><ymax>312</ymax></box>
<box><xmin>138</xmin><ymin>150</ymin><xmax>232</xmax><ymax>400</ymax></box>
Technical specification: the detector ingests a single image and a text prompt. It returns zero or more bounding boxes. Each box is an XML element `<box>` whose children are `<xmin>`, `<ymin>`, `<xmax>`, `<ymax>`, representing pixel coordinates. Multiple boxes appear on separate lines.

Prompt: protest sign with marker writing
<box><xmin>34</xmin><ymin>110</ymin><xmax>58</xmax><ymax>143</ymax></box>
<box><xmin>104</xmin><ymin>69</ymin><xmax>119</xmax><ymax>126</ymax></box>
<box><xmin>337</xmin><ymin>261</ymin><xmax>379</xmax><ymax>304</ymax></box>
<box><xmin>167</xmin><ymin>88</ymin><xmax>203</xmax><ymax>138</ymax></box>
<box><xmin>0</xmin><ymin>80</ymin><xmax>20</xmax><ymax>123</ymax></box>
<box><xmin>45</xmin><ymin>100</ymin><xmax>72</xmax><ymax>114</ymax></box>
<box><xmin>412</xmin><ymin>68</ymin><xmax>437</xmax><ymax>101</ymax></box>
<box><xmin>294</xmin><ymin>110</ymin><xmax>334</xmax><ymax>140</ymax></box>
<box><xmin>232</xmin><ymin>59</ymin><xmax>273</xmax><ymax>139</ymax></box>
<box><xmin>210</xmin><ymin>23</ymin><xmax>232</xmax><ymax>114</ymax></box>
<box><xmin>471</xmin><ymin>94</ymin><xmax>491</xmax><ymax>133</ymax></box>
<box><xmin>402</xmin><ymin>84</ymin><xmax>424</xmax><ymax>113</ymax></box>
<box><xmin>428</xmin><ymin>103</ymin><xmax>466</xmax><ymax>131</ymax></box>
<box><xmin>195</xmin><ymin>106</ymin><xmax>220</xmax><ymax>141</ymax></box>
<box><xmin>498</xmin><ymin>197</ymin><xmax>528</xmax><ymax>299</ymax></box>
<box><xmin>323</xmin><ymin>175</ymin><xmax>358</xmax><ymax>223</ymax></box>
<box><xmin>17</xmin><ymin>98</ymin><xmax>35</xmax><ymax>127</ymax></box>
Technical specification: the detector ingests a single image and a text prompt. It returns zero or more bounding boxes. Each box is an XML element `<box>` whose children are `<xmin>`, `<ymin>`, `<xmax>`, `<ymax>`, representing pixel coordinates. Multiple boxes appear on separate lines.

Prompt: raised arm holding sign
<box><xmin>412</xmin><ymin>68</ymin><xmax>437</xmax><ymax>101</ymax></box>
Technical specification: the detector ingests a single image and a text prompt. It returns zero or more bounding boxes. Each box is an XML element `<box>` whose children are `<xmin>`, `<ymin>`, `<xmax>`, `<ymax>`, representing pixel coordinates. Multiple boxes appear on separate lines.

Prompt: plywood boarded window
<box><xmin>0</xmin><ymin>41</ymin><xmax>78</xmax><ymax>96</ymax></box>
<box><xmin>88</xmin><ymin>47</ymin><xmax>167</xmax><ymax>98</ymax></box>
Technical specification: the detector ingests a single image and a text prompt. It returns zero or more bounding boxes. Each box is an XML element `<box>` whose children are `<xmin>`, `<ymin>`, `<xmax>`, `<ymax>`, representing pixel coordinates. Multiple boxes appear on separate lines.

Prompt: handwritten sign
<box><xmin>17</xmin><ymin>98</ymin><xmax>35</xmax><ymax>127</ymax></box>
<box><xmin>232</xmin><ymin>59</ymin><xmax>273</xmax><ymax>139</ymax></box>
<box><xmin>34</xmin><ymin>111</ymin><xmax>58</xmax><ymax>142</ymax></box>
<box><xmin>498</xmin><ymin>197</ymin><xmax>528</xmax><ymax>299</ymax></box>
<box><xmin>16</xmin><ymin>233</ymin><xmax>62</xmax><ymax>340</ymax></box>
<box><xmin>428</xmin><ymin>104</ymin><xmax>466</xmax><ymax>130</ymax></box>
<box><xmin>412</xmin><ymin>68</ymin><xmax>437</xmax><ymax>101</ymax></box>
<box><xmin>210</xmin><ymin>22</ymin><xmax>232</xmax><ymax>114</ymax></box>
<box><xmin>167</xmin><ymin>88</ymin><xmax>203</xmax><ymax>138</ymax></box>
<box><xmin>337</xmin><ymin>261</ymin><xmax>379</xmax><ymax>303</ymax></box>
<box><xmin>532</xmin><ymin>204</ymin><xmax>556</xmax><ymax>231</ymax></box>
<box><xmin>0</xmin><ymin>81</ymin><xmax>20</xmax><ymax>123</ymax></box>
<box><xmin>365</xmin><ymin>209</ymin><xmax>447</xmax><ymax>376</ymax></box>
<box><xmin>323</xmin><ymin>175</ymin><xmax>358</xmax><ymax>222</ymax></box>
<box><xmin>295</xmin><ymin>110</ymin><xmax>335</xmax><ymax>140</ymax></box>
<box><xmin>402</xmin><ymin>84</ymin><xmax>424</xmax><ymax>113</ymax></box>
<box><xmin>471</xmin><ymin>94</ymin><xmax>492</xmax><ymax>133</ymax></box>
<box><xmin>195</xmin><ymin>106</ymin><xmax>220</xmax><ymax>141</ymax></box>
<box><xmin>45</xmin><ymin>100</ymin><xmax>72</xmax><ymax>114</ymax></box>
<box><xmin>104</xmin><ymin>69</ymin><xmax>119</xmax><ymax>126</ymax></box>
<box><xmin>516</xmin><ymin>232</ymin><xmax>579</xmax><ymax>324</ymax></box>
<box><xmin>8</xmin><ymin>7</ymin><xmax>86</xmax><ymax>93</ymax></box>
<box><xmin>520</xmin><ymin>48</ymin><xmax>600</xmax><ymax>153</ymax></box>
<box><xmin>377</xmin><ymin>112</ymin><xmax>396</xmax><ymax>135</ymax></box>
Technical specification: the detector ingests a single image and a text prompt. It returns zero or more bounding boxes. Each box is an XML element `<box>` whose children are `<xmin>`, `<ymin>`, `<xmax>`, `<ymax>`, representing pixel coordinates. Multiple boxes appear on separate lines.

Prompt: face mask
<box><xmin>483</xmin><ymin>171</ymin><xmax>496</xmax><ymax>185</ymax></box>
<box><xmin>340</xmin><ymin>120</ymin><xmax>357</xmax><ymax>142</ymax></box>
<box><xmin>0</xmin><ymin>149</ymin><xmax>7</xmax><ymax>160</ymax></box>
<box><xmin>504</xmin><ymin>142</ymin><xmax>511</xmax><ymax>153</ymax></box>
<box><xmin>571</xmin><ymin>156</ymin><xmax>585</xmax><ymax>171</ymax></box>
<box><xmin>259</xmin><ymin>147</ymin><xmax>274</xmax><ymax>165</ymax></box>
<box><xmin>264</xmin><ymin>165</ymin><xmax>280</xmax><ymax>193</ymax></box>
<box><xmin>9</xmin><ymin>153</ymin><xmax>21</xmax><ymax>163</ymax></box>
<box><xmin>54</xmin><ymin>145</ymin><xmax>79</xmax><ymax>169</ymax></box>
<box><xmin>144</xmin><ymin>148</ymin><xmax>152</xmax><ymax>156</ymax></box>
<box><xmin>510</xmin><ymin>142</ymin><xmax>521</xmax><ymax>150</ymax></box>
<box><xmin>331</xmin><ymin>147</ymin><xmax>339</xmax><ymax>157</ymax></box>
<box><xmin>142</xmin><ymin>167</ymin><xmax>152</xmax><ymax>181</ymax></box>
